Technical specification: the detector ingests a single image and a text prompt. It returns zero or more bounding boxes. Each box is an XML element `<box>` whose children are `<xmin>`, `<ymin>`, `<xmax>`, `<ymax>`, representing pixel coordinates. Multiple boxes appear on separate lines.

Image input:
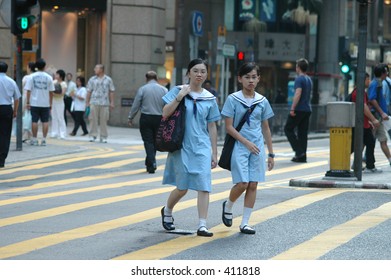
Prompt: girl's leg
<box><xmin>161</xmin><ymin>188</ymin><xmax>187</xmax><ymax>231</ymax></box>
<box><xmin>197</xmin><ymin>191</ymin><xmax>213</xmax><ymax>237</ymax></box>
<box><xmin>240</xmin><ymin>182</ymin><xmax>258</xmax><ymax>234</ymax></box>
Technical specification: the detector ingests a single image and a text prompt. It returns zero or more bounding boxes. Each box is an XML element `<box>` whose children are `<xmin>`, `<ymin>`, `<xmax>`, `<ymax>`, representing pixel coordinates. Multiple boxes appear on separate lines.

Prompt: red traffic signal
<box><xmin>237</xmin><ymin>51</ymin><xmax>245</xmax><ymax>61</ymax></box>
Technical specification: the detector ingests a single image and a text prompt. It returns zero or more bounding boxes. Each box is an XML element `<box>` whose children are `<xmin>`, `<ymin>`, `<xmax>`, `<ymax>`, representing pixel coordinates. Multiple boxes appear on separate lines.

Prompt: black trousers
<box><xmin>64</xmin><ymin>96</ymin><xmax>74</xmax><ymax>125</ymax></box>
<box><xmin>0</xmin><ymin>105</ymin><xmax>13</xmax><ymax>166</ymax></box>
<box><xmin>284</xmin><ymin>111</ymin><xmax>312</xmax><ymax>157</ymax></box>
<box><xmin>72</xmin><ymin>111</ymin><xmax>88</xmax><ymax>134</ymax></box>
<box><xmin>351</xmin><ymin>127</ymin><xmax>376</xmax><ymax>169</ymax></box>
<box><xmin>139</xmin><ymin>114</ymin><xmax>162</xmax><ymax>171</ymax></box>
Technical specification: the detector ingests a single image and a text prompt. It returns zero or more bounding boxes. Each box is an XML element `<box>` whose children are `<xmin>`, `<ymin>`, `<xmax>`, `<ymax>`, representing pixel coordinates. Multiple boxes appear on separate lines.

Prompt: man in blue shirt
<box><xmin>382</xmin><ymin>65</ymin><xmax>391</xmax><ymax>138</ymax></box>
<box><xmin>368</xmin><ymin>63</ymin><xmax>391</xmax><ymax>168</ymax></box>
<box><xmin>284</xmin><ymin>58</ymin><xmax>312</xmax><ymax>163</ymax></box>
<box><xmin>0</xmin><ymin>61</ymin><xmax>21</xmax><ymax>168</ymax></box>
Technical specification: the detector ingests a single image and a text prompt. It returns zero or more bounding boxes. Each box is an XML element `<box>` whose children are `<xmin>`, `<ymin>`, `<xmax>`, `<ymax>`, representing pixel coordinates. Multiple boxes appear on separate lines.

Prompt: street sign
<box><xmin>222</xmin><ymin>43</ymin><xmax>236</xmax><ymax>57</ymax></box>
<box><xmin>191</xmin><ymin>11</ymin><xmax>203</xmax><ymax>37</ymax></box>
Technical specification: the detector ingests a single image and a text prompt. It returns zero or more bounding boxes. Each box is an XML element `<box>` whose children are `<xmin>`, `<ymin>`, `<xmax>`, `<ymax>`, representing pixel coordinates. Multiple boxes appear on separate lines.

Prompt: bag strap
<box><xmin>235</xmin><ymin>104</ymin><xmax>257</xmax><ymax>132</ymax></box>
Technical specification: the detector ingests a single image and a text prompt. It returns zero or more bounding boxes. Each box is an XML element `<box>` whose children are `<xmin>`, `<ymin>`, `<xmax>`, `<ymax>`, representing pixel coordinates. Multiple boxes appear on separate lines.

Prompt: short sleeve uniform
<box><xmin>162</xmin><ymin>86</ymin><xmax>221</xmax><ymax>192</ymax></box>
<box><xmin>221</xmin><ymin>91</ymin><xmax>274</xmax><ymax>184</ymax></box>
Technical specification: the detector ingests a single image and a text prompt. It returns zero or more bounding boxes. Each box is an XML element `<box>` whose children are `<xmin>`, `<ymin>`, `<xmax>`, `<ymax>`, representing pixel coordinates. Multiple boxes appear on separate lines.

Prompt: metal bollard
<box><xmin>325</xmin><ymin>102</ymin><xmax>355</xmax><ymax>178</ymax></box>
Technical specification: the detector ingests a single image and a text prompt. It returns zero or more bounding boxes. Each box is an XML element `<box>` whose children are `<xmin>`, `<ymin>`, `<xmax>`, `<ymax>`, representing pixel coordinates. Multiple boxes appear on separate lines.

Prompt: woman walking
<box><xmin>69</xmin><ymin>76</ymin><xmax>89</xmax><ymax>136</ymax></box>
<box><xmin>160</xmin><ymin>58</ymin><xmax>221</xmax><ymax>237</ymax></box>
<box><xmin>220</xmin><ymin>62</ymin><xmax>275</xmax><ymax>234</ymax></box>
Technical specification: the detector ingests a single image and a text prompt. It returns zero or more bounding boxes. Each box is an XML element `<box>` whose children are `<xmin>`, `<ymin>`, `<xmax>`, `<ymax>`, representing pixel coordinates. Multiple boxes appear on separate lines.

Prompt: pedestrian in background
<box><xmin>284</xmin><ymin>58</ymin><xmax>312</xmax><ymax>163</ymax></box>
<box><xmin>25</xmin><ymin>58</ymin><xmax>55</xmax><ymax>146</ymax></box>
<box><xmin>220</xmin><ymin>62</ymin><xmax>274</xmax><ymax>235</ymax></box>
<box><xmin>69</xmin><ymin>76</ymin><xmax>89</xmax><ymax>136</ymax></box>
<box><xmin>0</xmin><ymin>61</ymin><xmax>21</xmax><ymax>168</ymax></box>
<box><xmin>128</xmin><ymin>71</ymin><xmax>167</xmax><ymax>173</ymax></box>
<box><xmin>160</xmin><ymin>58</ymin><xmax>220</xmax><ymax>237</ymax></box>
<box><xmin>86</xmin><ymin>64</ymin><xmax>115</xmax><ymax>143</ymax></box>
<box><xmin>368</xmin><ymin>63</ymin><xmax>391</xmax><ymax>167</ymax></box>
<box><xmin>350</xmin><ymin>73</ymin><xmax>381</xmax><ymax>173</ymax></box>
<box><xmin>21</xmin><ymin>61</ymin><xmax>35</xmax><ymax>142</ymax></box>
<box><xmin>64</xmin><ymin>72</ymin><xmax>77</xmax><ymax>126</ymax></box>
<box><xmin>51</xmin><ymin>69</ymin><xmax>68</xmax><ymax>139</ymax></box>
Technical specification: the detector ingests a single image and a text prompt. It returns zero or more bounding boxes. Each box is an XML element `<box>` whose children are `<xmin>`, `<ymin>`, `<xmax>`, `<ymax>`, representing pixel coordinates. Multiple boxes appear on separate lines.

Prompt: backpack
<box><xmin>54</xmin><ymin>82</ymin><xmax>62</xmax><ymax>94</ymax></box>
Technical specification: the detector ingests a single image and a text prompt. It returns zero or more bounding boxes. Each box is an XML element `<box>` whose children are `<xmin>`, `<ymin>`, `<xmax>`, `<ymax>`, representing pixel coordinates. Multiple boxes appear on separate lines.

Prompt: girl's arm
<box><xmin>225</xmin><ymin>117</ymin><xmax>260</xmax><ymax>155</ymax></box>
<box><xmin>262</xmin><ymin>120</ymin><xmax>274</xmax><ymax>171</ymax></box>
<box><xmin>208</xmin><ymin>121</ymin><xmax>218</xmax><ymax>168</ymax></box>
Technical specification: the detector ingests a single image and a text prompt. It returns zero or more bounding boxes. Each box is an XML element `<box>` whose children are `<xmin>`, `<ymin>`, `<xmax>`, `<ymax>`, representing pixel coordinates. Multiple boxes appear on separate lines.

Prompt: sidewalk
<box><xmin>5</xmin><ymin>125</ymin><xmax>391</xmax><ymax>189</ymax></box>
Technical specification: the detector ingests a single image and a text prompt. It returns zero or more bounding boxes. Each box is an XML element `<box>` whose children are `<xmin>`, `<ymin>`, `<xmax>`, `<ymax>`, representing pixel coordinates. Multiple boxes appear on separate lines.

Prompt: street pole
<box><xmin>353</xmin><ymin>0</ymin><xmax>370</xmax><ymax>181</ymax></box>
<box><xmin>16</xmin><ymin>33</ymin><xmax>23</xmax><ymax>151</ymax></box>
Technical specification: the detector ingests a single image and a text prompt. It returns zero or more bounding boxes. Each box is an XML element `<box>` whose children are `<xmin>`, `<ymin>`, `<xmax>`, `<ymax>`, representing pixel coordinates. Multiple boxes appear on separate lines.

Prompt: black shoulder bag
<box><xmin>218</xmin><ymin>104</ymin><xmax>256</xmax><ymax>171</ymax></box>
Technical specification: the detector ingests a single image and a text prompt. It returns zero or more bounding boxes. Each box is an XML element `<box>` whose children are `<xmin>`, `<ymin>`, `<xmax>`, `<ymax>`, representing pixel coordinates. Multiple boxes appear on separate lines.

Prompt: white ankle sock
<box><xmin>164</xmin><ymin>207</ymin><xmax>173</xmax><ymax>223</ymax></box>
<box><xmin>198</xmin><ymin>218</ymin><xmax>207</xmax><ymax>229</ymax></box>
<box><xmin>240</xmin><ymin>207</ymin><xmax>253</xmax><ymax>228</ymax></box>
<box><xmin>225</xmin><ymin>199</ymin><xmax>234</xmax><ymax>213</ymax></box>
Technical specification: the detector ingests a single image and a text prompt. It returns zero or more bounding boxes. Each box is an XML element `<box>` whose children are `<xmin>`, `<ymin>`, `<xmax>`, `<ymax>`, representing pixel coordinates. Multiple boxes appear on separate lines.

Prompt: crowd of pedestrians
<box><xmin>4</xmin><ymin>56</ymin><xmax>391</xmax><ymax>237</ymax></box>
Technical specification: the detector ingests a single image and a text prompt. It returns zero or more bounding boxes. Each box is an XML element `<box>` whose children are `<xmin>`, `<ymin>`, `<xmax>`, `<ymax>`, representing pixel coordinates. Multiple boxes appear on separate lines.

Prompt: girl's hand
<box><xmin>211</xmin><ymin>154</ymin><xmax>217</xmax><ymax>169</ymax></box>
<box><xmin>267</xmin><ymin>157</ymin><xmax>274</xmax><ymax>171</ymax></box>
<box><xmin>245</xmin><ymin>140</ymin><xmax>260</xmax><ymax>155</ymax></box>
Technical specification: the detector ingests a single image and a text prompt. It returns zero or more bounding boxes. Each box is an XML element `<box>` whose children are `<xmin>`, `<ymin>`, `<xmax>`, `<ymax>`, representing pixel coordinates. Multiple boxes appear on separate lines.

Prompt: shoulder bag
<box><xmin>156</xmin><ymin>97</ymin><xmax>186</xmax><ymax>152</ymax></box>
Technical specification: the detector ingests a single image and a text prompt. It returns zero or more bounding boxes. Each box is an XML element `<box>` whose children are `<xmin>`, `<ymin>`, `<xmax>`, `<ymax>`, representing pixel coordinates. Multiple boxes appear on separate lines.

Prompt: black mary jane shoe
<box><xmin>161</xmin><ymin>207</ymin><xmax>175</xmax><ymax>231</ymax></box>
<box><xmin>222</xmin><ymin>201</ymin><xmax>233</xmax><ymax>227</ymax></box>
<box><xmin>197</xmin><ymin>226</ymin><xmax>213</xmax><ymax>237</ymax></box>
<box><xmin>240</xmin><ymin>225</ymin><xmax>256</xmax><ymax>235</ymax></box>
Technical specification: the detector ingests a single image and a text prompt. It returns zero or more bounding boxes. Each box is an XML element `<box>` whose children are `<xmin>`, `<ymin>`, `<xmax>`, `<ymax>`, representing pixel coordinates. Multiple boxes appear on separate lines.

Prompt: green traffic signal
<box><xmin>18</xmin><ymin>17</ymin><xmax>29</xmax><ymax>30</ymax></box>
<box><xmin>340</xmin><ymin>64</ymin><xmax>350</xmax><ymax>74</ymax></box>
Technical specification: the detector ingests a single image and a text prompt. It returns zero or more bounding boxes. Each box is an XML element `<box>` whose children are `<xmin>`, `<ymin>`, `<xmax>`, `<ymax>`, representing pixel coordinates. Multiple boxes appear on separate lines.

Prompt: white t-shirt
<box><xmin>73</xmin><ymin>87</ymin><xmax>87</xmax><ymax>111</ymax></box>
<box><xmin>24</xmin><ymin>71</ymin><xmax>55</xmax><ymax>107</ymax></box>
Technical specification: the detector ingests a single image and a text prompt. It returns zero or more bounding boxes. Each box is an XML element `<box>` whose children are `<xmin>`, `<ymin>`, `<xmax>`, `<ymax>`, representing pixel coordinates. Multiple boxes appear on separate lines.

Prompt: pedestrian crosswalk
<box><xmin>1</xmin><ymin>142</ymin><xmax>391</xmax><ymax>260</ymax></box>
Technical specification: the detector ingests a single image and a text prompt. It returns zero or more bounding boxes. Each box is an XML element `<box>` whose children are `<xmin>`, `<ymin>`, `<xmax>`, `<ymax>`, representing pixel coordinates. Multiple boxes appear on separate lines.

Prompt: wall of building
<box><xmin>108</xmin><ymin>0</ymin><xmax>167</xmax><ymax>126</ymax></box>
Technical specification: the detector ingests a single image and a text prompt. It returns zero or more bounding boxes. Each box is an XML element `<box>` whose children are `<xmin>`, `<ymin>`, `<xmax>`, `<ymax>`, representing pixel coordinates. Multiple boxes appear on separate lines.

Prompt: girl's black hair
<box><xmin>186</xmin><ymin>58</ymin><xmax>208</xmax><ymax>74</ymax></box>
<box><xmin>77</xmin><ymin>76</ymin><xmax>85</xmax><ymax>87</ymax></box>
<box><xmin>237</xmin><ymin>62</ymin><xmax>260</xmax><ymax>77</ymax></box>
<box><xmin>56</xmin><ymin>69</ymin><xmax>66</xmax><ymax>80</ymax></box>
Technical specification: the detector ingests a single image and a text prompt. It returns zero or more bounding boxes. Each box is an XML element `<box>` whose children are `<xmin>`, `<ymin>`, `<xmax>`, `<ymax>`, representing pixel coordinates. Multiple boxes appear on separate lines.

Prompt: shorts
<box><xmin>374</xmin><ymin>122</ymin><xmax>388</xmax><ymax>142</ymax></box>
<box><xmin>31</xmin><ymin>106</ymin><xmax>50</xmax><ymax>123</ymax></box>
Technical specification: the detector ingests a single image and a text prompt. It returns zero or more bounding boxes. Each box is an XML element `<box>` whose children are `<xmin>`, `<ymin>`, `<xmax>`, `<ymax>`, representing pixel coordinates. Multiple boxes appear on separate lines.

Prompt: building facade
<box><xmin>1</xmin><ymin>0</ymin><xmax>390</xmax><ymax>127</ymax></box>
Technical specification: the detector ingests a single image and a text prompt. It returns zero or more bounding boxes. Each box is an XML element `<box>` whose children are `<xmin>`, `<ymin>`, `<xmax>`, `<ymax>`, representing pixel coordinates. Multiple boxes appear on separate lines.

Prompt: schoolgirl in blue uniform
<box><xmin>160</xmin><ymin>59</ymin><xmax>221</xmax><ymax>237</ymax></box>
<box><xmin>221</xmin><ymin>62</ymin><xmax>275</xmax><ymax>234</ymax></box>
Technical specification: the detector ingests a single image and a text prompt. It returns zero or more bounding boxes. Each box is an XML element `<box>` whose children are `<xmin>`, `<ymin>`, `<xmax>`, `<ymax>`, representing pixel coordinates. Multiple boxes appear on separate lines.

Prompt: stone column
<box><xmin>107</xmin><ymin>0</ymin><xmax>167</xmax><ymax>126</ymax></box>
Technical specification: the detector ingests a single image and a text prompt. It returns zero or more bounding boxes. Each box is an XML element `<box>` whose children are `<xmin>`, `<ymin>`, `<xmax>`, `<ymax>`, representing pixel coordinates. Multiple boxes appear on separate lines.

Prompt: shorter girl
<box><xmin>220</xmin><ymin>62</ymin><xmax>275</xmax><ymax>234</ymax></box>
<box><xmin>70</xmin><ymin>76</ymin><xmax>89</xmax><ymax>136</ymax></box>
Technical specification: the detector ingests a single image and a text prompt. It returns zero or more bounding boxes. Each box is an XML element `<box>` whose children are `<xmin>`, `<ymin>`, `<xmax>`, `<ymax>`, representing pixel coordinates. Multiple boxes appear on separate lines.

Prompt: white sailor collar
<box><xmin>176</xmin><ymin>85</ymin><xmax>216</xmax><ymax>101</ymax></box>
<box><xmin>231</xmin><ymin>90</ymin><xmax>265</xmax><ymax>107</ymax></box>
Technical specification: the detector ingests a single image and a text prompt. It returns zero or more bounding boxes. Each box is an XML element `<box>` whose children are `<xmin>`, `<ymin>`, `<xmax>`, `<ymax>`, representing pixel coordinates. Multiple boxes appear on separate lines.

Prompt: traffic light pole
<box><xmin>16</xmin><ymin>33</ymin><xmax>23</xmax><ymax>151</ymax></box>
<box><xmin>353</xmin><ymin>0</ymin><xmax>370</xmax><ymax>181</ymax></box>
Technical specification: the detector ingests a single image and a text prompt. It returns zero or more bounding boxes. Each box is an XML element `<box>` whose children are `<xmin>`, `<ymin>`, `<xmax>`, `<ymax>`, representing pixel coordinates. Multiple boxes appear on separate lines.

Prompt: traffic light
<box><xmin>339</xmin><ymin>51</ymin><xmax>351</xmax><ymax>74</ymax></box>
<box><xmin>11</xmin><ymin>0</ymin><xmax>37</xmax><ymax>35</ymax></box>
<box><xmin>237</xmin><ymin>51</ymin><xmax>245</xmax><ymax>61</ymax></box>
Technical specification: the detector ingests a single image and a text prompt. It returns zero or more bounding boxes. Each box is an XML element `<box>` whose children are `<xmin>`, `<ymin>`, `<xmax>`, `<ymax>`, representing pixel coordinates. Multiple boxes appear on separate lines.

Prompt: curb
<box><xmin>289</xmin><ymin>179</ymin><xmax>391</xmax><ymax>190</ymax></box>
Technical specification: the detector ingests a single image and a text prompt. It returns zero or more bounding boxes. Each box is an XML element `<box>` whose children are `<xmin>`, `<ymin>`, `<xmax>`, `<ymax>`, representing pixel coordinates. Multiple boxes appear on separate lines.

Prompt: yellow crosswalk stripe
<box><xmin>271</xmin><ymin>200</ymin><xmax>391</xmax><ymax>260</ymax></box>
<box><xmin>113</xmin><ymin>190</ymin><xmax>348</xmax><ymax>260</ymax></box>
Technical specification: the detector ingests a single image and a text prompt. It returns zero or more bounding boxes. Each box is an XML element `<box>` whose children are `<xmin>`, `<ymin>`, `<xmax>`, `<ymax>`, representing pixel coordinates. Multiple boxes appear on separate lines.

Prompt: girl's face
<box><xmin>238</xmin><ymin>69</ymin><xmax>260</xmax><ymax>91</ymax></box>
<box><xmin>76</xmin><ymin>78</ymin><xmax>81</xmax><ymax>87</ymax></box>
<box><xmin>55</xmin><ymin>73</ymin><xmax>61</xmax><ymax>81</ymax></box>
<box><xmin>188</xmin><ymin>63</ymin><xmax>207</xmax><ymax>85</ymax></box>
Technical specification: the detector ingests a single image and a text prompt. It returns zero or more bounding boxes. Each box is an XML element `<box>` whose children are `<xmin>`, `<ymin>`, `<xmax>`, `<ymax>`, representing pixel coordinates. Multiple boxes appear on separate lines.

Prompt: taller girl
<box><xmin>221</xmin><ymin>62</ymin><xmax>275</xmax><ymax>234</ymax></box>
<box><xmin>160</xmin><ymin>58</ymin><xmax>221</xmax><ymax>237</ymax></box>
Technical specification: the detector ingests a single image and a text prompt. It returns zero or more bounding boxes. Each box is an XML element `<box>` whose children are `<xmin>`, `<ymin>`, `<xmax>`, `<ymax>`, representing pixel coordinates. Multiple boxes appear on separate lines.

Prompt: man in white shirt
<box><xmin>25</xmin><ymin>58</ymin><xmax>55</xmax><ymax>146</ymax></box>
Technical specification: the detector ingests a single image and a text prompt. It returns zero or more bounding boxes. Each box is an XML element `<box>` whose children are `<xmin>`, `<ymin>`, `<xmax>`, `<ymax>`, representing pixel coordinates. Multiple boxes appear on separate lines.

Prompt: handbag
<box><xmin>218</xmin><ymin>104</ymin><xmax>256</xmax><ymax>171</ymax></box>
<box><xmin>156</xmin><ymin>97</ymin><xmax>186</xmax><ymax>152</ymax></box>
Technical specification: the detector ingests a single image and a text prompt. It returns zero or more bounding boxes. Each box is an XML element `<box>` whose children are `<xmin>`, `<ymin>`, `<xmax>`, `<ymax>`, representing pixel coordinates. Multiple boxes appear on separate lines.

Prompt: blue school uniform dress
<box><xmin>221</xmin><ymin>91</ymin><xmax>274</xmax><ymax>184</ymax></box>
<box><xmin>162</xmin><ymin>86</ymin><xmax>221</xmax><ymax>192</ymax></box>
